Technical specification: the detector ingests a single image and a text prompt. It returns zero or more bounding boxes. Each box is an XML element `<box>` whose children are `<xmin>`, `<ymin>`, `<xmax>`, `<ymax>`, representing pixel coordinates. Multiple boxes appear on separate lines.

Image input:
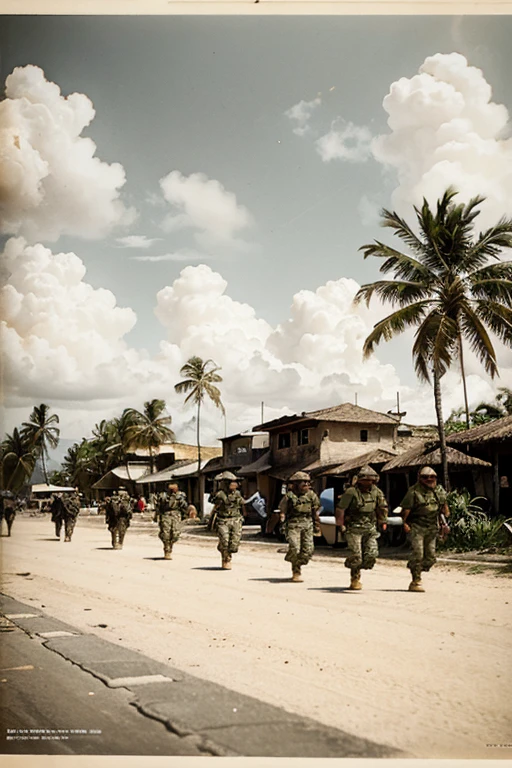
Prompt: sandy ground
<box><xmin>1</xmin><ymin>514</ymin><xmax>511</xmax><ymax>760</ymax></box>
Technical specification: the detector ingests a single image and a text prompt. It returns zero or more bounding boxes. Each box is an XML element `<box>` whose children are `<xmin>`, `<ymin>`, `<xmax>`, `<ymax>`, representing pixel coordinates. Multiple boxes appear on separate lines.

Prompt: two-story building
<box><xmin>253</xmin><ymin>402</ymin><xmax>401</xmax><ymax>510</ymax></box>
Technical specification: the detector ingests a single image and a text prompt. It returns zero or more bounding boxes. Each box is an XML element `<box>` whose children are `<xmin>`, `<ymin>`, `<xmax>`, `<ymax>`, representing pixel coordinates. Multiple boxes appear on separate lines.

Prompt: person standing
<box><xmin>335</xmin><ymin>466</ymin><xmax>388</xmax><ymax>590</ymax></box>
<box><xmin>0</xmin><ymin>492</ymin><xmax>18</xmax><ymax>537</ymax></box>
<box><xmin>105</xmin><ymin>489</ymin><xmax>132</xmax><ymax>550</ymax></box>
<box><xmin>211</xmin><ymin>472</ymin><xmax>245</xmax><ymax>570</ymax></box>
<box><xmin>399</xmin><ymin>466</ymin><xmax>449</xmax><ymax>592</ymax></box>
<box><xmin>281</xmin><ymin>471</ymin><xmax>321</xmax><ymax>582</ymax></box>
<box><xmin>60</xmin><ymin>488</ymin><xmax>81</xmax><ymax>542</ymax></box>
<box><xmin>154</xmin><ymin>483</ymin><xmax>188</xmax><ymax>559</ymax></box>
<box><xmin>50</xmin><ymin>493</ymin><xmax>66</xmax><ymax>540</ymax></box>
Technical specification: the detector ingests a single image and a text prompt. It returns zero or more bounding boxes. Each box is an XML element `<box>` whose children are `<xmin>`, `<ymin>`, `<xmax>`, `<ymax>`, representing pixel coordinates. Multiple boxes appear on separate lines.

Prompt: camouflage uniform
<box><xmin>213</xmin><ymin>489</ymin><xmax>244</xmax><ymax>563</ymax></box>
<box><xmin>155</xmin><ymin>489</ymin><xmax>188</xmax><ymax>558</ymax></box>
<box><xmin>0</xmin><ymin>496</ymin><xmax>17</xmax><ymax>537</ymax></box>
<box><xmin>50</xmin><ymin>495</ymin><xmax>73</xmax><ymax>540</ymax></box>
<box><xmin>61</xmin><ymin>492</ymin><xmax>81</xmax><ymax>541</ymax></box>
<box><xmin>105</xmin><ymin>492</ymin><xmax>132</xmax><ymax>550</ymax></box>
<box><xmin>336</xmin><ymin>485</ymin><xmax>388</xmax><ymax>578</ymax></box>
<box><xmin>400</xmin><ymin>482</ymin><xmax>447</xmax><ymax>580</ymax></box>
<box><xmin>283</xmin><ymin>489</ymin><xmax>321</xmax><ymax>572</ymax></box>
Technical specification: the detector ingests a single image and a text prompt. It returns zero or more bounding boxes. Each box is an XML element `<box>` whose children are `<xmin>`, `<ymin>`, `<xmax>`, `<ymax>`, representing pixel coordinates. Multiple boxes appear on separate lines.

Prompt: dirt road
<box><xmin>2</xmin><ymin>515</ymin><xmax>511</xmax><ymax>759</ymax></box>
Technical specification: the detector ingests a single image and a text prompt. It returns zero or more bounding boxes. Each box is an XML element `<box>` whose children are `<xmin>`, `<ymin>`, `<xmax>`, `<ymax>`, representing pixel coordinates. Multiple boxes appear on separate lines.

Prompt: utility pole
<box><xmin>261</xmin><ymin>401</ymin><xmax>264</xmax><ymax>423</ymax></box>
<box><xmin>355</xmin><ymin>392</ymin><xmax>358</xmax><ymax>406</ymax></box>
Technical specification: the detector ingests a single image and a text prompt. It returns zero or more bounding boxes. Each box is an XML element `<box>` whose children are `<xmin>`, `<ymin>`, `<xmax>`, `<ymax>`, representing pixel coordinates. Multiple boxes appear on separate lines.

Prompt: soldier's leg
<box><xmin>345</xmin><ymin>530</ymin><xmax>364</xmax><ymax>589</ymax></box>
<box><xmin>407</xmin><ymin>525</ymin><xmax>426</xmax><ymax>591</ymax></box>
<box><xmin>422</xmin><ymin>529</ymin><xmax>438</xmax><ymax>572</ymax></box>
<box><xmin>170</xmin><ymin>514</ymin><xmax>182</xmax><ymax>545</ymax></box>
<box><xmin>55</xmin><ymin>519</ymin><xmax>62</xmax><ymax>538</ymax></box>
<box><xmin>217</xmin><ymin>520</ymin><xmax>231</xmax><ymax>567</ymax></box>
<box><xmin>284</xmin><ymin>523</ymin><xmax>301</xmax><ymax>566</ymax></box>
<box><xmin>118</xmin><ymin>519</ymin><xmax>128</xmax><ymax>547</ymax></box>
<box><xmin>6</xmin><ymin>513</ymin><xmax>15</xmax><ymax>537</ymax></box>
<box><xmin>298</xmin><ymin>521</ymin><xmax>314</xmax><ymax>567</ymax></box>
<box><xmin>64</xmin><ymin>516</ymin><xmax>76</xmax><ymax>541</ymax></box>
<box><xmin>228</xmin><ymin>518</ymin><xmax>243</xmax><ymax>555</ymax></box>
<box><xmin>361</xmin><ymin>528</ymin><xmax>379</xmax><ymax>570</ymax></box>
<box><xmin>159</xmin><ymin>516</ymin><xmax>172</xmax><ymax>557</ymax></box>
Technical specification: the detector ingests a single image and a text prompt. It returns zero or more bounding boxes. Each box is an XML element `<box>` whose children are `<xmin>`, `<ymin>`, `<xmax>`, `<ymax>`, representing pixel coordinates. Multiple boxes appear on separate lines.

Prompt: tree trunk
<box><xmin>196</xmin><ymin>399</ymin><xmax>202</xmax><ymax>518</ymax></box>
<box><xmin>433</xmin><ymin>368</ymin><xmax>450</xmax><ymax>491</ymax></box>
<box><xmin>41</xmin><ymin>449</ymin><xmax>49</xmax><ymax>485</ymax></box>
<box><xmin>458</xmin><ymin>327</ymin><xmax>470</xmax><ymax>430</ymax></box>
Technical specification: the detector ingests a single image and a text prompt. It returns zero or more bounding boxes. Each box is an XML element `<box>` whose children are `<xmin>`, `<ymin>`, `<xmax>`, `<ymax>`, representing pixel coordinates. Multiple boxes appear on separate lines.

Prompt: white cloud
<box><xmin>131</xmin><ymin>249</ymin><xmax>211</xmax><ymax>263</ymax></box>
<box><xmin>159</xmin><ymin>171</ymin><xmax>253</xmax><ymax>249</ymax></box>
<box><xmin>3</xmin><ymin>240</ymin><xmax>510</xmax><ymax>444</ymax></box>
<box><xmin>285</xmin><ymin>97</ymin><xmax>322</xmax><ymax>136</ymax></box>
<box><xmin>0</xmin><ymin>65</ymin><xmax>136</xmax><ymax>243</ymax></box>
<box><xmin>372</xmin><ymin>52</ymin><xmax>512</xmax><ymax>229</ymax></box>
<box><xmin>116</xmin><ymin>235</ymin><xmax>161</xmax><ymax>249</ymax></box>
<box><xmin>316</xmin><ymin>121</ymin><xmax>373</xmax><ymax>163</ymax></box>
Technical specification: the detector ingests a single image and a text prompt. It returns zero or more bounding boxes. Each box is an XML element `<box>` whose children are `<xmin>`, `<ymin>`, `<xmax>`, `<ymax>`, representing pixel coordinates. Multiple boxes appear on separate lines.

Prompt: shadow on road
<box><xmin>37</xmin><ymin>538</ymin><xmax>61</xmax><ymax>541</ymax></box>
<box><xmin>308</xmin><ymin>586</ymin><xmax>353</xmax><ymax>593</ymax></box>
<box><xmin>249</xmin><ymin>577</ymin><xmax>295</xmax><ymax>584</ymax></box>
<box><xmin>95</xmin><ymin>547</ymin><xmax>116</xmax><ymax>550</ymax></box>
<box><xmin>191</xmin><ymin>566</ymin><xmax>225</xmax><ymax>571</ymax></box>
<box><xmin>143</xmin><ymin>557</ymin><xmax>169</xmax><ymax>561</ymax></box>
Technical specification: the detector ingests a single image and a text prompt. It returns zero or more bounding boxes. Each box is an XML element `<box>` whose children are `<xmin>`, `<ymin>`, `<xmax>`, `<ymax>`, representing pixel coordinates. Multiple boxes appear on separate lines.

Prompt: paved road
<box><xmin>1</xmin><ymin>514</ymin><xmax>511</xmax><ymax>759</ymax></box>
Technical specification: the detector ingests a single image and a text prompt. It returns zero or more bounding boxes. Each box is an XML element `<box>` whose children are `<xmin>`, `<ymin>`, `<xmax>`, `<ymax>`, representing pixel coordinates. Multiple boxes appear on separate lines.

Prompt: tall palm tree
<box><xmin>1</xmin><ymin>428</ymin><xmax>37</xmax><ymax>493</ymax></box>
<box><xmin>21</xmin><ymin>404</ymin><xmax>60</xmax><ymax>484</ymax></box>
<box><xmin>354</xmin><ymin>188</ymin><xmax>512</xmax><ymax>489</ymax></box>
<box><xmin>122</xmin><ymin>399</ymin><xmax>175</xmax><ymax>474</ymax></box>
<box><xmin>175</xmin><ymin>357</ymin><xmax>225</xmax><ymax>516</ymax></box>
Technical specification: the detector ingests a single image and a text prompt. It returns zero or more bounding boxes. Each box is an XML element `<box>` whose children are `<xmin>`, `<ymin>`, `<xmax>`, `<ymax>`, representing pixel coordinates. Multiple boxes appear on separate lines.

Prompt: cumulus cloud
<box><xmin>372</xmin><ymin>52</ymin><xmax>512</xmax><ymax>228</ymax></box>
<box><xmin>285</xmin><ymin>97</ymin><xmax>322</xmax><ymax>136</ymax></box>
<box><xmin>159</xmin><ymin>171</ymin><xmax>253</xmax><ymax>248</ymax></box>
<box><xmin>0</xmin><ymin>65</ymin><xmax>135</xmax><ymax>243</ymax></box>
<box><xmin>116</xmin><ymin>235</ymin><xmax>161</xmax><ymax>249</ymax></box>
<box><xmin>316</xmin><ymin>121</ymin><xmax>373</xmax><ymax>163</ymax></box>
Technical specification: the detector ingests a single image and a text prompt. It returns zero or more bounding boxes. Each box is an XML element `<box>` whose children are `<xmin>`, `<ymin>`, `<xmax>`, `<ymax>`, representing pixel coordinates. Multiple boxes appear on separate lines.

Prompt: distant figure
<box><xmin>0</xmin><ymin>493</ymin><xmax>18</xmax><ymax>537</ymax></box>
<box><xmin>154</xmin><ymin>483</ymin><xmax>188</xmax><ymax>559</ymax></box>
<box><xmin>104</xmin><ymin>488</ymin><xmax>132</xmax><ymax>550</ymax></box>
<box><xmin>50</xmin><ymin>491</ymin><xmax>80</xmax><ymax>542</ymax></box>
<box><xmin>210</xmin><ymin>472</ymin><xmax>245</xmax><ymax>570</ymax></box>
<box><xmin>399</xmin><ymin>466</ymin><xmax>449</xmax><ymax>593</ymax></box>
<box><xmin>281</xmin><ymin>471</ymin><xmax>321</xmax><ymax>583</ymax></box>
<box><xmin>335</xmin><ymin>466</ymin><xmax>388</xmax><ymax>591</ymax></box>
<box><xmin>136</xmin><ymin>496</ymin><xmax>146</xmax><ymax>513</ymax></box>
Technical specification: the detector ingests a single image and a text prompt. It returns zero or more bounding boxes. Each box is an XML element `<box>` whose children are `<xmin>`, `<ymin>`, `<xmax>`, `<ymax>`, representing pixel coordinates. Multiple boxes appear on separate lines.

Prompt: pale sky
<box><xmin>2</xmin><ymin>13</ymin><xmax>512</xmax><ymax>457</ymax></box>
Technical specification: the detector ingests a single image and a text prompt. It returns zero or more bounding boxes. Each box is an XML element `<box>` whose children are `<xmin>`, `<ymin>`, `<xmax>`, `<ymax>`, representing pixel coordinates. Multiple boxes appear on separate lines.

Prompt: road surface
<box><xmin>1</xmin><ymin>514</ymin><xmax>511</xmax><ymax>759</ymax></box>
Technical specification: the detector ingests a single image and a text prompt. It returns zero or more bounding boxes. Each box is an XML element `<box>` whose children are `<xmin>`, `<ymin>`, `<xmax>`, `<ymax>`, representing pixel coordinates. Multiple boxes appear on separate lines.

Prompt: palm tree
<box><xmin>122</xmin><ymin>399</ymin><xmax>175</xmax><ymax>474</ymax></box>
<box><xmin>496</xmin><ymin>386</ymin><xmax>512</xmax><ymax>415</ymax></box>
<box><xmin>354</xmin><ymin>188</ymin><xmax>512</xmax><ymax>489</ymax></box>
<box><xmin>175</xmin><ymin>357</ymin><xmax>225</xmax><ymax>516</ymax></box>
<box><xmin>21</xmin><ymin>404</ymin><xmax>60</xmax><ymax>484</ymax></box>
<box><xmin>1</xmin><ymin>428</ymin><xmax>37</xmax><ymax>493</ymax></box>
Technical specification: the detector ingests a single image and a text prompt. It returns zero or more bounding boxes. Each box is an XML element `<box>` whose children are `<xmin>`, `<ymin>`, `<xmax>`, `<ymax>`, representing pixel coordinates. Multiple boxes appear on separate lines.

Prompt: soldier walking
<box><xmin>335</xmin><ymin>466</ymin><xmax>388</xmax><ymax>590</ymax></box>
<box><xmin>281</xmin><ymin>471</ymin><xmax>321</xmax><ymax>582</ymax></box>
<box><xmin>399</xmin><ymin>466</ymin><xmax>449</xmax><ymax>592</ymax></box>
<box><xmin>154</xmin><ymin>482</ymin><xmax>188</xmax><ymax>559</ymax></box>
<box><xmin>210</xmin><ymin>472</ymin><xmax>245</xmax><ymax>570</ymax></box>
<box><xmin>50</xmin><ymin>490</ymin><xmax>80</xmax><ymax>542</ymax></box>
<box><xmin>104</xmin><ymin>489</ymin><xmax>132</xmax><ymax>550</ymax></box>
<box><xmin>0</xmin><ymin>491</ymin><xmax>18</xmax><ymax>536</ymax></box>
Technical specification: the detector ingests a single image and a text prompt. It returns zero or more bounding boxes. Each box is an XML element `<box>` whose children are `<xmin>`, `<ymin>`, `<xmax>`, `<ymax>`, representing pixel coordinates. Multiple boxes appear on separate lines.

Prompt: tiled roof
<box><xmin>256</xmin><ymin>402</ymin><xmax>399</xmax><ymax>430</ymax></box>
<box><xmin>382</xmin><ymin>444</ymin><xmax>492</xmax><ymax>471</ymax></box>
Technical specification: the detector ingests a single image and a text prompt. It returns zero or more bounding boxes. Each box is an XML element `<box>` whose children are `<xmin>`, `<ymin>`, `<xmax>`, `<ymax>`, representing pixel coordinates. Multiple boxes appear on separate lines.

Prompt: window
<box><xmin>235</xmin><ymin>446</ymin><xmax>248</xmax><ymax>454</ymax></box>
<box><xmin>278</xmin><ymin>432</ymin><xmax>291</xmax><ymax>449</ymax></box>
<box><xmin>298</xmin><ymin>429</ymin><xmax>309</xmax><ymax>446</ymax></box>
<box><xmin>360</xmin><ymin>429</ymin><xmax>368</xmax><ymax>442</ymax></box>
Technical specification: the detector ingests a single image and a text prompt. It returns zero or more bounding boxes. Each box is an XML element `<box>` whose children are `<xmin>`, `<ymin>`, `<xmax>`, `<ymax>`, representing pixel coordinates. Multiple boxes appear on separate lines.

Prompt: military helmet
<box><xmin>289</xmin><ymin>471</ymin><xmax>311</xmax><ymax>482</ymax></box>
<box><xmin>419</xmin><ymin>466</ymin><xmax>437</xmax><ymax>477</ymax></box>
<box><xmin>357</xmin><ymin>465</ymin><xmax>379</xmax><ymax>479</ymax></box>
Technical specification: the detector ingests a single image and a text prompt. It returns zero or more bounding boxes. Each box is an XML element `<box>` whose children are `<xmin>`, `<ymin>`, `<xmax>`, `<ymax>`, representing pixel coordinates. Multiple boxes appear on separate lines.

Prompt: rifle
<box><xmin>438</xmin><ymin>511</ymin><xmax>450</xmax><ymax>541</ymax></box>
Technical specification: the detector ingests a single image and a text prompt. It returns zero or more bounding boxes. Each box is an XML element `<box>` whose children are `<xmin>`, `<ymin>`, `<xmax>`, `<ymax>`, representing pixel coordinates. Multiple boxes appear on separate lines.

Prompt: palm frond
<box><xmin>458</xmin><ymin>305</ymin><xmax>498</xmax><ymax>378</ymax></box>
<box><xmin>355</xmin><ymin>280</ymin><xmax>434</xmax><ymax>308</ymax></box>
<box><xmin>362</xmin><ymin>301</ymin><xmax>430</xmax><ymax>358</ymax></box>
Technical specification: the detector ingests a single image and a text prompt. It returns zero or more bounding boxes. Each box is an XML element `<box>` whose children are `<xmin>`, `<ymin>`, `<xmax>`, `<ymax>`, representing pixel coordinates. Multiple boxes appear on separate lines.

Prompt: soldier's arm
<box><xmin>335</xmin><ymin>489</ymin><xmax>355</xmax><ymax>529</ymax></box>
<box><xmin>376</xmin><ymin>490</ymin><xmax>388</xmax><ymax>527</ymax></box>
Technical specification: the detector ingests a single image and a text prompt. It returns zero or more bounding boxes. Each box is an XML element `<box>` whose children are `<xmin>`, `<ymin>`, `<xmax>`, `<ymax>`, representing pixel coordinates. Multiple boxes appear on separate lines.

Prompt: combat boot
<box><xmin>291</xmin><ymin>567</ymin><xmax>303</xmax><ymax>582</ymax></box>
<box><xmin>164</xmin><ymin>545</ymin><xmax>172</xmax><ymax>560</ymax></box>
<box><xmin>64</xmin><ymin>535</ymin><xmax>71</xmax><ymax>542</ymax></box>
<box><xmin>349</xmin><ymin>571</ymin><xmax>362</xmax><ymax>590</ymax></box>
<box><xmin>221</xmin><ymin>555</ymin><xmax>232</xmax><ymax>570</ymax></box>
<box><xmin>408</xmin><ymin>577</ymin><xmax>425</xmax><ymax>592</ymax></box>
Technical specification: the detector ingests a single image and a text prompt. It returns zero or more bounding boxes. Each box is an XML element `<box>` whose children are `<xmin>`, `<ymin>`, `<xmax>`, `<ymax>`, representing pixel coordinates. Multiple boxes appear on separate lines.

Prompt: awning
<box><xmin>91</xmin><ymin>463</ymin><xmax>151</xmax><ymax>489</ymax></box>
<box><xmin>237</xmin><ymin>451</ymin><xmax>272</xmax><ymax>476</ymax></box>
<box><xmin>31</xmin><ymin>484</ymin><xmax>76</xmax><ymax>493</ymax></box>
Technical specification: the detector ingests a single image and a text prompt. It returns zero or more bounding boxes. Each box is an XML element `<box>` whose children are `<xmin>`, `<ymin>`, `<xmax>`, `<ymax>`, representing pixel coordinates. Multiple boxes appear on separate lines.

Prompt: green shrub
<box><xmin>443</xmin><ymin>489</ymin><xmax>507</xmax><ymax>552</ymax></box>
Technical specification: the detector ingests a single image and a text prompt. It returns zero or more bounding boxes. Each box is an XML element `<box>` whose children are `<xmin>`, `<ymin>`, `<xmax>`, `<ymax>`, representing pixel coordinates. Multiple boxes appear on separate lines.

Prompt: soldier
<box><xmin>60</xmin><ymin>488</ymin><xmax>81</xmax><ymax>542</ymax></box>
<box><xmin>154</xmin><ymin>482</ymin><xmax>188</xmax><ymax>559</ymax></box>
<box><xmin>211</xmin><ymin>471</ymin><xmax>245</xmax><ymax>570</ymax></box>
<box><xmin>0</xmin><ymin>492</ymin><xmax>18</xmax><ymax>536</ymax></box>
<box><xmin>399</xmin><ymin>466</ymin><xmax>449</xmax><ymax>592</ymax></box>
<box><xmin>105</xmin><ymin>488</ymin><xmax>132</xmax><ymax>550</ymax></box>
<box><xmin>281</xmin><ymin>471</ymin><xmax>321</xmax><ymax>582</ymax></box>
<box><xmin>50</xmin><ymin>493</ymin><xmax>66</xmax><ymax>539</ymax></box>
<box><xmin>335</xmin><ymin>466</ymin><xmax>388</xmax><ymax>590</ymax></box>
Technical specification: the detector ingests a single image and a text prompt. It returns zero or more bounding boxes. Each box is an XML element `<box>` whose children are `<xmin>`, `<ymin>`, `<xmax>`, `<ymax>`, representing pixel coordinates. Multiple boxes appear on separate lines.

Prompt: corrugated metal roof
<box><xmin>447</xmin><ymin>415</ymin><xmax>512</xmax><ymax>445</ymax></box>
